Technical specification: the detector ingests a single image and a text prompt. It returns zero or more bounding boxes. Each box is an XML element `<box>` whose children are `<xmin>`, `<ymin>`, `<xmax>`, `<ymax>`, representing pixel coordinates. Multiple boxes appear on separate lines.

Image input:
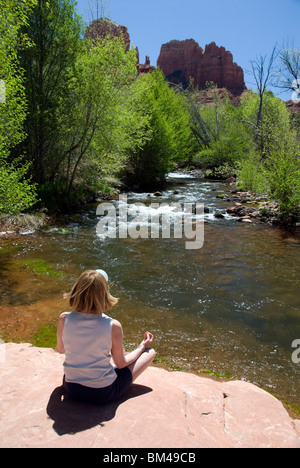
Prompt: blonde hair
<box><xmin>69</xmin><ymin>270</ymin><xmax>118</xmax><ymax>314</ymax></box>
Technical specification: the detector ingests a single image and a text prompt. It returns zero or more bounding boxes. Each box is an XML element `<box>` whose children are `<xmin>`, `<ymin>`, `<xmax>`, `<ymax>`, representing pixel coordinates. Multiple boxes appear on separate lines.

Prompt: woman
<box><xmin>56</xmin><ymin>269</ymin><xmax>156</xmax><ymax>405</ymax></box>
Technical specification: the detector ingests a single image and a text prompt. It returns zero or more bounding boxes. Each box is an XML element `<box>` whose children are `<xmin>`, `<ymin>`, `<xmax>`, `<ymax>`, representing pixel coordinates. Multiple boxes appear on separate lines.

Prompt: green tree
<box><xmin>125</xmin><ymin>70</ymin><xmax>195</xmax><ymax>189</ymax></box>
<box><xmin>192</xmin><ymin>86</ymin><xmax>254</xmax><ymax>175</ymax></box>
<box><xmin>0</xmin><ymin>0</ymin><xmax>37</xmax><ymax>159</ymax></box>
<box><xmin>55</xmin><ymin>36</ymin><xmax>137</xmax><ymax>204</ymax></box>
<box><xmin>0</xmin><ymin>0</ymin><xmax>38</xmax><ymax>215</ymax></box>
<box><xmin>239</xmin><ymin>90</ymin><xmax>300</xmax><ymax>216</ymax></box>
<box><xmin>0</xmin><ymin>160</ymin><xmax>37</xmax><ymax>215</ymax></box>
<box><xmin>17</xmin><ymin>0</ymin><xmax>84</xmax><ymax>184</ymax></box>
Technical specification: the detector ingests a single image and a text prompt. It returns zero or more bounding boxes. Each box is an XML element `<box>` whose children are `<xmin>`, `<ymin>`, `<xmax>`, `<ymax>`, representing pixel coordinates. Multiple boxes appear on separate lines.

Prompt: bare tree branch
<box><xmin>274</xmin><ymin>47</ymin><xmax>300</xmax><ymax>98</ymax></box>
<box><xmin>250</xmin><ymin>45</ymin><xmax>277</xmax><ymax>138</ymax></box>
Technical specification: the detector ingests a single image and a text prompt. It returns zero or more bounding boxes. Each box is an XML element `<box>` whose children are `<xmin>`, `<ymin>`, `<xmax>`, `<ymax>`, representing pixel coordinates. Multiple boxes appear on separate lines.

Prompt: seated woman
<box><xmin>56</xmin><ymin>269</ymin><xmax>156</xmax><ymax>405</ymax></box>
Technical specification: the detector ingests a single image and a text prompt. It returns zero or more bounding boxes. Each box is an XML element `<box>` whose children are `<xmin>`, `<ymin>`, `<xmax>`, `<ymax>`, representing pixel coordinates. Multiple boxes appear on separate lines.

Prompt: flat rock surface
<box><xmin>0</xmin><ymin>343</ymin><xmax>299</xmax><ymax>448</ymax></box>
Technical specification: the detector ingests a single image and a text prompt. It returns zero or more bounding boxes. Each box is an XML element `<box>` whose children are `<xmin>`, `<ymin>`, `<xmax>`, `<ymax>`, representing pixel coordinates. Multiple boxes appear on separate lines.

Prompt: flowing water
<box><xmin>1</xmin><ymin>172</ymin><xmax>300</xmax><ymax>407</ymax></box>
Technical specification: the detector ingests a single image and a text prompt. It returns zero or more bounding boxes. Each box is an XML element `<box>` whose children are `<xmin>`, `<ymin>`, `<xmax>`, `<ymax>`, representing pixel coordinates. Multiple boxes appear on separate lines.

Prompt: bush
<box><xmin>0</xmin><ymin>160</ymin><xmax>38</xmax><ymax>215</ymax></box>
<box><xmin>238</xmin><ymin>154</ymin><xmax>269</xmax><ymax>194</ymax></box>
<box><xmin>267</xmin><ymin>149</ymin><xmax>300</xmax><ymax>216</ymax></box>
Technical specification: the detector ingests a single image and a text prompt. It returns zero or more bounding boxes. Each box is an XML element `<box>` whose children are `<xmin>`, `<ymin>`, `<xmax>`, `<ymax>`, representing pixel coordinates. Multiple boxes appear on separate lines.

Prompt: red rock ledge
<box><xmin>0</xmin><ymin>343</ymin><xmax>299</xmax><ymax>448</ymax></box>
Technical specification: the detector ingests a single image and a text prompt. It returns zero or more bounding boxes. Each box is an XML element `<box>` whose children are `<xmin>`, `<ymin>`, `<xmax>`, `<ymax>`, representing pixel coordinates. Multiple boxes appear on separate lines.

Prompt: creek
<box><xmin>0</xmin><ymin>172</ymin><xmax>299</xmax><ymax>408</ymax></box>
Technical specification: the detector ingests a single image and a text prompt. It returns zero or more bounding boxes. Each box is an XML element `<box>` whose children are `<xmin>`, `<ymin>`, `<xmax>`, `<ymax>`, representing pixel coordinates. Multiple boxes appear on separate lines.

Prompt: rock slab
<box><xmin>0</xmin><ymin>343</ymin><xmax>299</xmax><ymax>448</ymax></box>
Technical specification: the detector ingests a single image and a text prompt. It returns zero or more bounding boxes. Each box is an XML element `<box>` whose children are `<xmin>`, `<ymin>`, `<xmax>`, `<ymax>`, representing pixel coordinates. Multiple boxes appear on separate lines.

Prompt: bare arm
<box><xmin>56</xmin><ymin>312</ymin><xmax>69</xmax><ymax>354</ymax></box>
<box><xmin>111</xmin><ymin>319</ymin><xmax>153</xmax><ymax>369</ymax></box>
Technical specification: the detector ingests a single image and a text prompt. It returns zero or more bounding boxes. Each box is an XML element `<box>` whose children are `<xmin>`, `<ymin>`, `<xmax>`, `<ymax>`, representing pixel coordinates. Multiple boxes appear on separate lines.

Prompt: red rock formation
<box><xmin>137</xmin><ymin>55</ymin><xmax>156</xmax><ymax>75</ymax></box>
<box><xmin>85</xmin><ymin>19</ymin><xmax>154</xmax><ymax>75</ymax></box>
<box><xmin>157</xmin><ymin>39</ymin><xmax>246</xmax><ymax>96</ymax></box>
<box><xmin>85</xmin><ymin>18</ymin><xmax>131</xmax><ymax>51</ymax></box>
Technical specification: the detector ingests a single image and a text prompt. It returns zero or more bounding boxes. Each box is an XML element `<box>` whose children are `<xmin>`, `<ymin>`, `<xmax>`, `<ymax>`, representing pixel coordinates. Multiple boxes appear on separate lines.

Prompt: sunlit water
<box><xmin>1</xmin><ymin>173</ymin><xmax>299</xmax><ymax>407</ymax></box>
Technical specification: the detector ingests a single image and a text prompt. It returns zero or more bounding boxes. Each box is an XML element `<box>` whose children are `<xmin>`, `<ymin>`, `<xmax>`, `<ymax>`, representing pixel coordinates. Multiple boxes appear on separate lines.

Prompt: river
<box><xmin>0</xmin><ymin>172</ymin><xmax>299</xmax><ymax>408</ymax></box>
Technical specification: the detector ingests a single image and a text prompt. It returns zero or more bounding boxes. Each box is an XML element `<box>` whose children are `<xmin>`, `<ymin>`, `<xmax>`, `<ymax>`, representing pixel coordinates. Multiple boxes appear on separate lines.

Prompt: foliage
<box><xmin>0</xmin><ymin>0</ymin><xmax>37</xmax><ymax>158</ymax></box>
<box><xmin>49</xmin><ymin>36</ymin><xmax>138</xmax><ymax>208</ymax></box>
<box><xmin>125</xmin><ymin>69</ymin><xmax>195</xmax><ymax>188</ymax></box>
<box><xmin>237</xmin><ymin>153</ymin><xmax>269</xmax><ymax>193</ymax></box>
<box><xmin>65</xmin><ymin>37</ymin><xmax>137</xmax><ymax>178</ymax></box>
<box><xmin>15</xmin><ymin>0</ymin><xmax>138</xmax><ymax>209</ymax></box>
<box><xmin>238</xmin><ymin>90</ymin><xmax>300</xmax><ymax>216</ymax></box>
<box><xmin>17</xmin><ymin>0</ymin><xmax>84</xmax><ymax>184</ymax></box>
<box><xmin>192</xmin><ymin>87</ymin><xmax>255</xmax><ymax>174</ymax></box>
<box><xmin>1</xmin><ymin>2</ymin><xmax>299</xmax><ymax>219</ymax></box>
<box><xmin>266</xmin><ymin>148</ymin><xmax>300</xmax><ymax>216</ymax></box>
<box><xmin>0</xmin><ymin>0</ymin><xmax>38</xmax><ymax>215</ymax></box>
<box><xmin>0</xmin><ymin>159</ymin><xmax>37</xmax><ymax>215</ymax></box>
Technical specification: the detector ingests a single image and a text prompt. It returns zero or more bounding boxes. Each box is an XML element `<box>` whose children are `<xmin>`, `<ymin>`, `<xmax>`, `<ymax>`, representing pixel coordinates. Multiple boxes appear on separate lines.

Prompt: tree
<box><xmin>191</xmin><ymin>86</ymin><xmax>254</xmax><ymax>174</ymax></box>
<box><xmin>275</xmin><ymin>46</ymin><xmax>300</xmax><ymax>101</ymax></box>
<box><xmin>0</xmin><ymin>160</ymin><xmax>37</xmax><ymax>215</ymax></box>
<box><xmin>16</xmin><ymin>0</ymin><xmax>84</xmax><ymax>184</ymax></box>
<box><xmin>249</xmin><ymin>46</ymin><xmax>277</xmax><ymax>145</ymax></box>
<box><xmin>169</xmin><ymin>80</ymin><xmax>211</xmax><ymax>149</ymax></box>
<box><xmin>0</xmin><ymin>0</ymin><xmax>37</xmax><ymax>159</ymax></box>
<box><xmin>0</xmin><ymin>0</ymin><xmax>38</xmax><ymax>215</ymax></box>
<box><xmin>56</xmin><ymin>36</ymin><xmax>137</xmax><ymax>202</ymax></box>
<box><xmin>125</xmin><ymin>70</ymin><xmax>195</xmax><ymax>189</ymax></box>
<box><xmin>238</xmin><ymin>91</ymin><xmax>300</xmax><ymax>216</ymax></box>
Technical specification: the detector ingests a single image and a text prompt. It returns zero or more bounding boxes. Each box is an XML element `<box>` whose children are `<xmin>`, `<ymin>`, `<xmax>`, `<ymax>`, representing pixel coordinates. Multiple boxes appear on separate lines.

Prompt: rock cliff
<box><xmin>0</xmin><ymin>343</ymin><xmax>299</xmax><ymax>448</ymax></box>
<box><xmin>85</xmin><ymin>18</ymin><xmax>131</xmax><ymax>51</ymax></box>
<box><xmin>157</xmin><ymin>39</ymin><xmax>246</xmax><ymax>95</ymax></box>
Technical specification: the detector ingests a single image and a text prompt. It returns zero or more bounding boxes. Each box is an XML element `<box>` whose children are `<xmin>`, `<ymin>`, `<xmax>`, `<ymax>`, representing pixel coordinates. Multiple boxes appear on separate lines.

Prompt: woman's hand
<box><xmin>141</xmin><ymin>331</ymin><xmax>154</xmax><ymax>349</ymax></box>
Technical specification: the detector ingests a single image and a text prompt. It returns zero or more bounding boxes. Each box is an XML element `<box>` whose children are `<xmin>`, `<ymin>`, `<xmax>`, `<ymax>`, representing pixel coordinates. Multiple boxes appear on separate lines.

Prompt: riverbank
<box><xmin>1</xmin><ymin>170</ymin><xmax>299</xmax><ymax>238</ymax></box>
<box><xmin>1</xmin><ymin>343</ymin><xmax>299</xmax><ymax>448</ymax></box>
<box><xmin>0</xmin><ymin>212</ymin><xmax>49</xmax><ymax>238</ymax></box>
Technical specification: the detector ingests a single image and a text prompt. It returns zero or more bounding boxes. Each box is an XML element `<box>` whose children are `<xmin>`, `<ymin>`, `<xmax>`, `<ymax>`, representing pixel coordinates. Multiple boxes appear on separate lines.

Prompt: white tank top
<box><xmin>63</xmin><ymin>311</ymin><xmax>117</xmax><ymax>388</ymax></box>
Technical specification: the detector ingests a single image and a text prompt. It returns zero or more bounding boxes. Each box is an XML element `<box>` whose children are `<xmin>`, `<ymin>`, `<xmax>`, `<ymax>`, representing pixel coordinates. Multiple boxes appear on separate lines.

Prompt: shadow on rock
<box><xmin>46</xmin><ymin>383</ymin><xmax>152</xmax><ymax>436</ymax></box>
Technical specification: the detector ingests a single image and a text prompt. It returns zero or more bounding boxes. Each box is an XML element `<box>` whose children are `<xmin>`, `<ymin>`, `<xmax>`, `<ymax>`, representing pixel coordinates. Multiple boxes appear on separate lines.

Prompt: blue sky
<box><xmin>75</xmin><ymin>0</ymin><xmax>300</xmax><ymax>100</ymax></box>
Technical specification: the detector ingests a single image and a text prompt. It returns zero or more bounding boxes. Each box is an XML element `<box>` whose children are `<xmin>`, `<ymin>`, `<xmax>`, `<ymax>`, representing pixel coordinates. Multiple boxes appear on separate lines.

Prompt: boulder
<box><xmin>0</xmin><ymin>343</ymin><xmax>299</xmax><ymax>448</ymax></box>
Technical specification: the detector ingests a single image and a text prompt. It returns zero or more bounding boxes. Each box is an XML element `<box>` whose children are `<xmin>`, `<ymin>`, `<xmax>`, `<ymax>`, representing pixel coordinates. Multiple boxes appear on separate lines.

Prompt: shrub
<box><xmin>0</xmin><ymin>160</ymin><xmax>38</xmax><ymax>215</ymax></box>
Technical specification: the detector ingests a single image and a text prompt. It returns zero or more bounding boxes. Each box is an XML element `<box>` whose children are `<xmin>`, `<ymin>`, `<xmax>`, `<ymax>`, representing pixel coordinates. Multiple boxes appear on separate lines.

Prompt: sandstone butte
<box><xmin>157</xmin><ymin>39</ymin><xmax>246</xmax><ymax>96</ymax></box>
<box><xmin>0</xmin><ymin>343</ymin><xmax>299</xmax><ymax>448</ymax></box>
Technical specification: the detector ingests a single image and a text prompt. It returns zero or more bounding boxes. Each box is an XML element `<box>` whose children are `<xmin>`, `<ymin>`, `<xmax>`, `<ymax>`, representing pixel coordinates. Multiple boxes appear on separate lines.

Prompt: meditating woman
<box><xmin>57</xmin><ymin>269</ymin><xmax>156</xmax><ymax>405</ymax></box>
